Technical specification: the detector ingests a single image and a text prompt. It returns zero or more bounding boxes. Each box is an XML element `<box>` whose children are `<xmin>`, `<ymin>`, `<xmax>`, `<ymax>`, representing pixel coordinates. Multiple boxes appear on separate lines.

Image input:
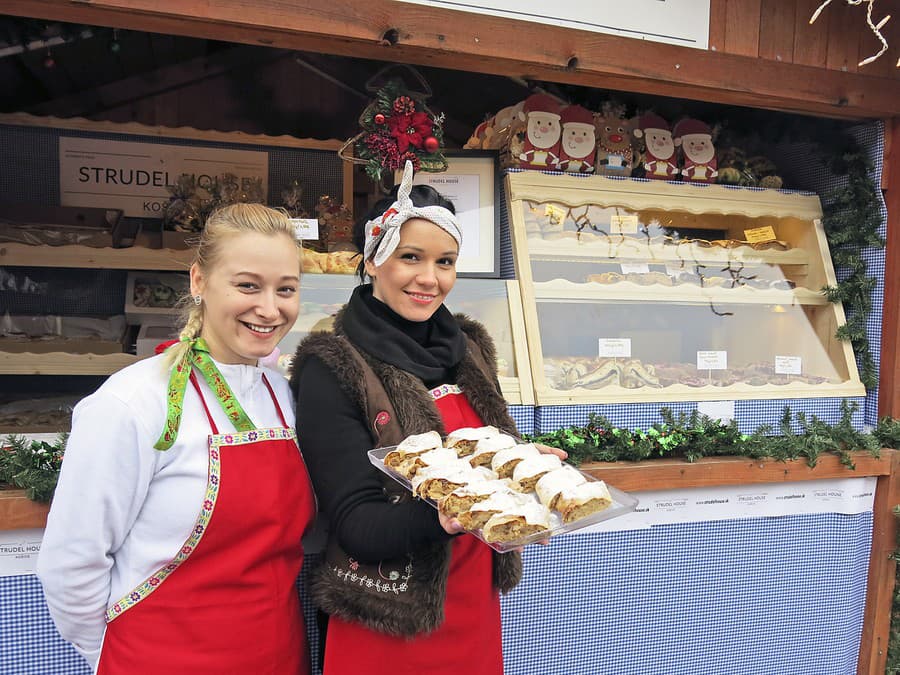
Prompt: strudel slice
<box><xmin>445</xmin><ymin>426</ymin><xmax>500</xmax><ymax>457</ymax></box>
<box><xmin>482</xmin><ymin>502</ymin><xmax>552</xmax><ymax>543</ymax></box>
<box><xmin>491</xmin><ymin>443</ymin><xmax>541</xmax><ymax>478</ymax></box>
<box><xmin>535</xmin><ymin>465</ymin><xmax>588</xmax><ymax>510</ymax></box>
<box><xmin>468</xmin><ymin>434</ymin><xmax>518</xmax><ymax>468</ymax></box>
<box><xmin>383</xmin><ymin>431</ymin><xmax>443</xmax><ymax>469</ymax></box>
<box><xmin>395</xmin><ymin>446</ymin><xmax>459</xmax><ymax>479</ymax></box>
<box><xmin>410</xmin><ymin>461</ymin><xmax>481</xmax><ymax>500</ymax></box>
<box><xmin>556</xmin><ymin>481</ymin><xmax>613</xmax><ymax>523</ymax></box>
<box><xmin>456</xmin><ymin>490</ymin><xmax>532</xmax><ymax>531</ymax></box>
<box><xmin>437</xmin><ymin>479</ymin><xmax>513</xmax><ymax>519</ymax></box>
<box><xmin>512</xmin><ymin>454</ymin><xmax>564</xmax><ymax>492</ymax></box>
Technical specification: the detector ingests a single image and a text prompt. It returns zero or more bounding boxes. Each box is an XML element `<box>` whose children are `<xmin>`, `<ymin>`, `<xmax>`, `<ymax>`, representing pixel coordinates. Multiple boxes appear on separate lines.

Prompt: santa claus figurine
<box><xmin>517</xmin><ymin>94</ymin><xmax>562</xmax><ymax>170</ymax></box>
<box><xmin>556</xmin><ymin>105</ymin><xmax>596</xmax><ymax>174</ymax></box>
<box><xmin>633</xmin><ymin>112</ymin><xmax>678</xmax><ymax>180</ymax></box>
<box><xmin>673</xmin><ymin>118</ymin><xmax>718</xmax><ymax>183</ymax></box>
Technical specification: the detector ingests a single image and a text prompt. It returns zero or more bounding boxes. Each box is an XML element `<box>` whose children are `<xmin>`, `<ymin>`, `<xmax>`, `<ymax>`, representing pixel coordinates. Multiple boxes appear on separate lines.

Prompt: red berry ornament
<box><xmin>374</xmin><ymin>113</ymin><xmax>386</xmax><ymax>125</ymax></box>
<box><xmin>424</xmin><ymin>136</ymin><xmax>439</xmax><ymax>153</ymax></box>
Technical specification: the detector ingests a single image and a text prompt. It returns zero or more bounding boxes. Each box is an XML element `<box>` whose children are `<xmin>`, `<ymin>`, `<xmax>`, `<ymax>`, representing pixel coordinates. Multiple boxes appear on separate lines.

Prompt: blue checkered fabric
<box><xmin>0</xmin><ymin>575</ymin><xmax>91</xmax><ymax>675</ymax></box>
<box><xmin>502</xmin><ymin>511</ymin><xmax>871</xmax><ymax>675</ymax></box>
<box><xmin>533</xmin><ymin>396</ymin><xmax>866</xmax><ymax>434</ymax></box>
<box><xmin>3</xmin><ymin>509</ymin><xmax>871</xmax><ymax>675</ymax></box>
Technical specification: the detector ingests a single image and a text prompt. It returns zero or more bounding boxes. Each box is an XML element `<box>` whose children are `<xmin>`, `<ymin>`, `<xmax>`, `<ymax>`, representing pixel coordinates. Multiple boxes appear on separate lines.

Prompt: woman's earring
<box><xmin>193</xmin><ymin>295</ymin><xmax>202</xmax><ymax>306</ymax></box>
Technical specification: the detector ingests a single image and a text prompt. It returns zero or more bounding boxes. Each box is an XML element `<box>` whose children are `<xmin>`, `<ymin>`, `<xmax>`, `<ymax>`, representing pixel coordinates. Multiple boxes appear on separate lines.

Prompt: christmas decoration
<box><xmin>279</xmin><ymin>178</ymin><xmax>309</xmax><ymax>219</ymax></box>
<box><xmin>163</xmin><ymin>172</ymin><xmax>265</xmax><ymax>233</ymax></box>
<box><xmin>339</xmin><ymin>66</ymin><xmax>448</xmax><ymax>183</ymax></box>
<box><xmin>634</xmin><ymin>112</ymin><xmax>678</xmax><ymax>180</ymax></box>
<box><xmin>1</xmin><ymin>434</ymin><xmax>67</xmax><ymax>502</ymax></box>
<box><xmin>517</xmin><ymin>93</ymin><xmax>563</xmax><ymax>170</ymax></box>
<box><xmin>810</xmin><ymin>0</ymin><xmax>897</xmax><ymax>68</ymax></box>
<box><xmin>556</xmin><ymin>105</ymin><xmax>596</xmax><ymax>174</ymax></box>
<box><xmin>526</xmin><ymin>400</ymin><xmax>884</xmax><ymax>470</ymax></box>
<box><xmin>316</xmin><ymin>195</ymin><xmax>356</xmax><ymax>252</ymax></box>
<box><xmin>672</xmin><ymin>118</ymin><xmax>718</xmax><ymax>183</ymax></box>
<box><xmin>593</xmin><ymin>101</ymin><xmax>635</xmax><ymax>177</ymax></box>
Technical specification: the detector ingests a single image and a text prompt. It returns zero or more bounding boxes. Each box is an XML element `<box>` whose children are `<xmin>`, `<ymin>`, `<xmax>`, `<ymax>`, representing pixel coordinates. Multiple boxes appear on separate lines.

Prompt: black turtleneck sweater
<box><xmin>294</xmin><ymin>286</ymin><xmax>467</xmax><ymax>563</ymax></box>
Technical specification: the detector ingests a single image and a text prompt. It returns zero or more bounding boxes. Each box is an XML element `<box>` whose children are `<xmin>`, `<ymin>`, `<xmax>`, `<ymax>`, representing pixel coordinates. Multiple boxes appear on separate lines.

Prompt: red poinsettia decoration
<box><xmin>388</xmin><ymin>111</ymin><xmax>433</xmax><ymax>153</ymax></box>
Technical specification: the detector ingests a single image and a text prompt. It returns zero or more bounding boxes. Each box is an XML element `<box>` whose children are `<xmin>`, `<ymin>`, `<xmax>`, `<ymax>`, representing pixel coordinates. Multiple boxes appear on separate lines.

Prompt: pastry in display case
<box><xmin>276</xmin><ymin>276</ymin><xmax>533</xmax><ymax>405</ymax></box>
<box><xmin>505</xmin><ymin>170</ymin><xmax>864</xmax><ymax>404</ymax></box>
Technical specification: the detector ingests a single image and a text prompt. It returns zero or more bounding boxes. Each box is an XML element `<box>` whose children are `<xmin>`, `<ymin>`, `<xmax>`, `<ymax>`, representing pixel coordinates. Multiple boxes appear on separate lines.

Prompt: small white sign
<box><xmin>620</xmin><ymin>262</ymin><xmax>650</xmax><ymax>275</ymax></box>
<box><xmin>598</xmin><ymin>337</ymin><xmax>632</xmax><ymax>358</ymax></box>
<box><xmin>610</xmin><ymin>214</ymin><xmax>639</xmax><ymax>234</ymax></box>
<box><xmin>0</xmin><ymin>529</ymin><xmax>43</xmax><ymax>577</ymax></box>
<box><xmin>697</xmin><ymin>350</ymin><xmax>727</xmax><ymax>370</ymax></box>
<box><xmin>774</xmin><ymin>355</ymin><xmax>802</xmax><ymax>375</ymax></box>
<box><xmin>292</xmin><ymin>218</ymin><xmax>319</xmax><ymax>240</ymax></box>
<box><xmin>665</xmin><ymin>264</ymin><xmax>685</xmax><ymax>279</ymax></box>
<box><xmin>697</xmin><ymin>400</ymin><xmax>735</xmax><ymax>423</ymax></box>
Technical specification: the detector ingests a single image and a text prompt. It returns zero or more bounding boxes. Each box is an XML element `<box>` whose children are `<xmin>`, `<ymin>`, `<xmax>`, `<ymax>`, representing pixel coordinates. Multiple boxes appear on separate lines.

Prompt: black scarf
<box><xmin>340</xmin><ymin>284</ymin><xmax>467</xmax><ymax>384</ymax></box>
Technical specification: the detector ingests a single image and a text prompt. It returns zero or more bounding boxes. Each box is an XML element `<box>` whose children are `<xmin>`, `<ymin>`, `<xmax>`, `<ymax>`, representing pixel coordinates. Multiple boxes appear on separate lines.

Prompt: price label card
<box><xmin>292</xmin><ymin>218</ymin><xmax>319</xmax><ymax>240</ymax></box>
<box><xmin>610</xmin><ymin>214</ymin><xmax>639</xmax><ymax>234</ymax></box>
<box><xmin>697</xmin><ymin>350</ymin><xmax>727</xmax><ymax>370</ymax></box>
<box><xmin>697</xmin><ymin>400</ymin><xmax>735</xmax><ymax>423</ymax></box>
<box><xmin>620</xmin><ymin>262</ymin><xmax>650</xmax><ymax>274</ymax></box>
<box><xmin>743</xmin><ymin>225</ymin><xmax>777</xmax><ymax>243</ymax></box>
<box><xmin>598</xmin><ymin>338</ymin><xmax>632</xmax><ymax>358</ymax></box>
<box><xmin>665</xmin><ymin>264</ymin><xmax>685</xmax><ymax>278</ymax></box>
<box><xmin>544</xmin><ymin>204</ymin><xmax>567</xmax><ymax>224</ymax></box>
<box><xmin>775</xmin><ymin>355</ymin><xmax>802</xmax><ymax>375</ymax></box>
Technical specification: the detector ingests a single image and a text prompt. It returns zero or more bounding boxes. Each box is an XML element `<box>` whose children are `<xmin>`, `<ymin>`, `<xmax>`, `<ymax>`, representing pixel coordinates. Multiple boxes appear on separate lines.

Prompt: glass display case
<box><xmin>505</xmin><ymin>170</ymin><xmax>864</xmax><ymax>404</ymax></box>
<box><xmin>276</xmin><ymin>275</ymin><xmax>533</xmax><ymax>405</ymax></box>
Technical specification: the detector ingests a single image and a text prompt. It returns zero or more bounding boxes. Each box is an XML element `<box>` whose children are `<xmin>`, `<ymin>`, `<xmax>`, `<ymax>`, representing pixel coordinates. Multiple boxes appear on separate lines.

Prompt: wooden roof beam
<box><xmin>5</xmin><ymin>0</ymin><xmax>900</xmax><ymax>120</ymax></box>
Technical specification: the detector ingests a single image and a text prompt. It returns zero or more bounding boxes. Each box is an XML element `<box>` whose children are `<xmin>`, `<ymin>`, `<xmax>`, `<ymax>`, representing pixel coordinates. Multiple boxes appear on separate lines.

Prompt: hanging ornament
<box><xmin>43</xmin><ymin>50</ymin><xmax>55</xmax><ymax>69</ymax></box>
<box><xmin>423</xmin><ymin>136</ymin><xmax>440</xmax><ymax>153</ymax></box>
<box><xmin>338</xmin><ymin>65</ymin><xmax>448</xmax><ymax>183</ymax></box>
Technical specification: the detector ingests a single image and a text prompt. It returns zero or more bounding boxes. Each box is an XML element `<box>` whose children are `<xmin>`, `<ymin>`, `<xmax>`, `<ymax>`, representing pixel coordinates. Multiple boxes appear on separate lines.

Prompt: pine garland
<box><xmin>526</xmin><ymin>400</ymin><xmax>886</xmax><ymax>470</ymax></box>
<box><xmin>0</xmin><ymin>434</ymin><xmax>67</xmax><ymax>502</ymax></box>
<box><xmin>819</xmin><ymin>134</ymin><xmax>885</xmax><ymax>390</ymax></box>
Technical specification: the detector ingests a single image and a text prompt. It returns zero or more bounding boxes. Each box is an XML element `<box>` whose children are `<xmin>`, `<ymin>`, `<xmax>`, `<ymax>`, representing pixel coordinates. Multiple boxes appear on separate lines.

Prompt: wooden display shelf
<box><xmin>1</xmin><ymin>243</ymin><xmax>193</xmax><ymax>270</ymax></box>
<box><xmin>532</xmin><ymin>279</ymin><xmax>828</xmax><ymax>305</ymax></box>
<box><xmin>0</xmin><ymin>351</ymin><xmax>141</xmax><ymax>375</ymax></box>
<box><xmin>525</xmin><ymin>236</ymin><xmax>810</xmax><ymax>266</ymax></box>
<box><xmin>507</xmin><ymin>171</ymin><xmax>824</xmax><ymax>220</ymax></box>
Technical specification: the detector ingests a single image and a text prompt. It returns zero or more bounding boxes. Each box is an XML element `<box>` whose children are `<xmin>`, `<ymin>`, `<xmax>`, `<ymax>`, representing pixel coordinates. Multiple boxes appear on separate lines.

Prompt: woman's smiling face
<box><xmin>190</xmin><ymin>231</ymin><xmax>300</xmax><ymax>364</ymax></box>
<box><xmin>365</xmin><ymin>217</ymin><xmax>459</xmax><ymax>322</ymax></box>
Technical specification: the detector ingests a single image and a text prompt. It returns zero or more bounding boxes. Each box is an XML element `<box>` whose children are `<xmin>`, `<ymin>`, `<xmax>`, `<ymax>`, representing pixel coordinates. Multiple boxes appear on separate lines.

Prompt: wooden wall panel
<box><xmin>758</xmin><ymin>0</ymin><xmax>796</xmax><ymax>63</ymax></box>
<box><xmin>825</xmin><ymin>0</ymin><xmax>860</xmax><ymax>73</ymax></box>
<box><xmin>709</xmin><ymin>0</ymin><xmax>728</xmax><ymax>53</ymax></box>
<box><xmin>724</xmin><ymin>0</ymin><xmax>762</xmax><ymax>57</ymax></box>
<box><xmin>793</xmin><ymin>0</ymin><xmax>830</xmax><ymax>67</ymax></box>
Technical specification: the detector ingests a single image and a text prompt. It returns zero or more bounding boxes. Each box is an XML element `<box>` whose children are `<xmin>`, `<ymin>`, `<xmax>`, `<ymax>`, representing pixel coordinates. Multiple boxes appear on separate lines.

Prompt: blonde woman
<box><xmin>38</xmin><ymin>203</ymin><xmax>314</xmax><ymax>674</ymax></box>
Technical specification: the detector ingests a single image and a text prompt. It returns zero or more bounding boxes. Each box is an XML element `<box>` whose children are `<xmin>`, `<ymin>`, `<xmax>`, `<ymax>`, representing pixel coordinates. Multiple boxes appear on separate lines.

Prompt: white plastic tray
<box><xmin>368</xmin><ymin>445</ymin><xmax>639</xmax><ymax>553</ymax></box>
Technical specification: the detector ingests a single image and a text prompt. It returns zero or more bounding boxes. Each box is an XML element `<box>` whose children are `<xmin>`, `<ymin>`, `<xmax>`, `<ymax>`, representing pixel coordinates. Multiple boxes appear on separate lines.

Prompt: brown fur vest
<box><xmin>291</xmin><ymin>311</ymin><xmax>523</xmax><ymax>637</ymax></box>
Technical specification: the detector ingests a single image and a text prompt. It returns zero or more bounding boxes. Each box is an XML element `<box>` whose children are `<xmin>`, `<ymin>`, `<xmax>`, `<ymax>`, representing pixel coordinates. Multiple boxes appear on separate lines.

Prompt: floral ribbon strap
<box><xmin>154</xmin><ymin>338</ymin><xmax>255</xmax><ymax>450</ymax></box>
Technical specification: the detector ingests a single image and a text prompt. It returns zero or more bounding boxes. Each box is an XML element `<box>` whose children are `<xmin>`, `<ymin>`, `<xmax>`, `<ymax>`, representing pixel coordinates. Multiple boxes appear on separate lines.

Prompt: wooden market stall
<box><xmin>2</xmin><ymin>1</ymin><xmax>900</xmax><ymax>673</ymax></box>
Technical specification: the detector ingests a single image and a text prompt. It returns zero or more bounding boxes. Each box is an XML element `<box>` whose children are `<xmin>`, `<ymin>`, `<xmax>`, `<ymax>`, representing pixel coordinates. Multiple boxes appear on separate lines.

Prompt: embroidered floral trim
<box><xmin>106</xmin><ymin>426</ymin><xmax>295</xmax><ymax>622</ymax></box>
<box><xmin>331</xmin><ymin>559</ymin><xmax>412</xmax><ymax>595</ymax></box>
<box><xmin>429</xmin><ymin>384</ymin><xmax>462</xmax><ymax>400</ymax></box>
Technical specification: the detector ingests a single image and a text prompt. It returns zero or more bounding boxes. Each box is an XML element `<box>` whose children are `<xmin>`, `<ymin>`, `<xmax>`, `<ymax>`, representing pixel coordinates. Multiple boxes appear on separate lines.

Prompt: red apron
<box><xmin>323</xmin><ymin>384</ymin><xmax>504</xmax><ymax>675</ymax></box>
<box><xmin>98</xmin><ymin>373</ymin><xmax>315</xmax><ymax>675</ymax></box>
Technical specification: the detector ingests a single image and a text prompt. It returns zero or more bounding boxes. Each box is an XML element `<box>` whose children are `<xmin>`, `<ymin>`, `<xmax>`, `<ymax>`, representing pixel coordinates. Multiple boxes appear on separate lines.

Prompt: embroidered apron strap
<box><xmin>154</xmin><ymin>338</ymin><xmax>256</xmax><ymax>451</ymax></box>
